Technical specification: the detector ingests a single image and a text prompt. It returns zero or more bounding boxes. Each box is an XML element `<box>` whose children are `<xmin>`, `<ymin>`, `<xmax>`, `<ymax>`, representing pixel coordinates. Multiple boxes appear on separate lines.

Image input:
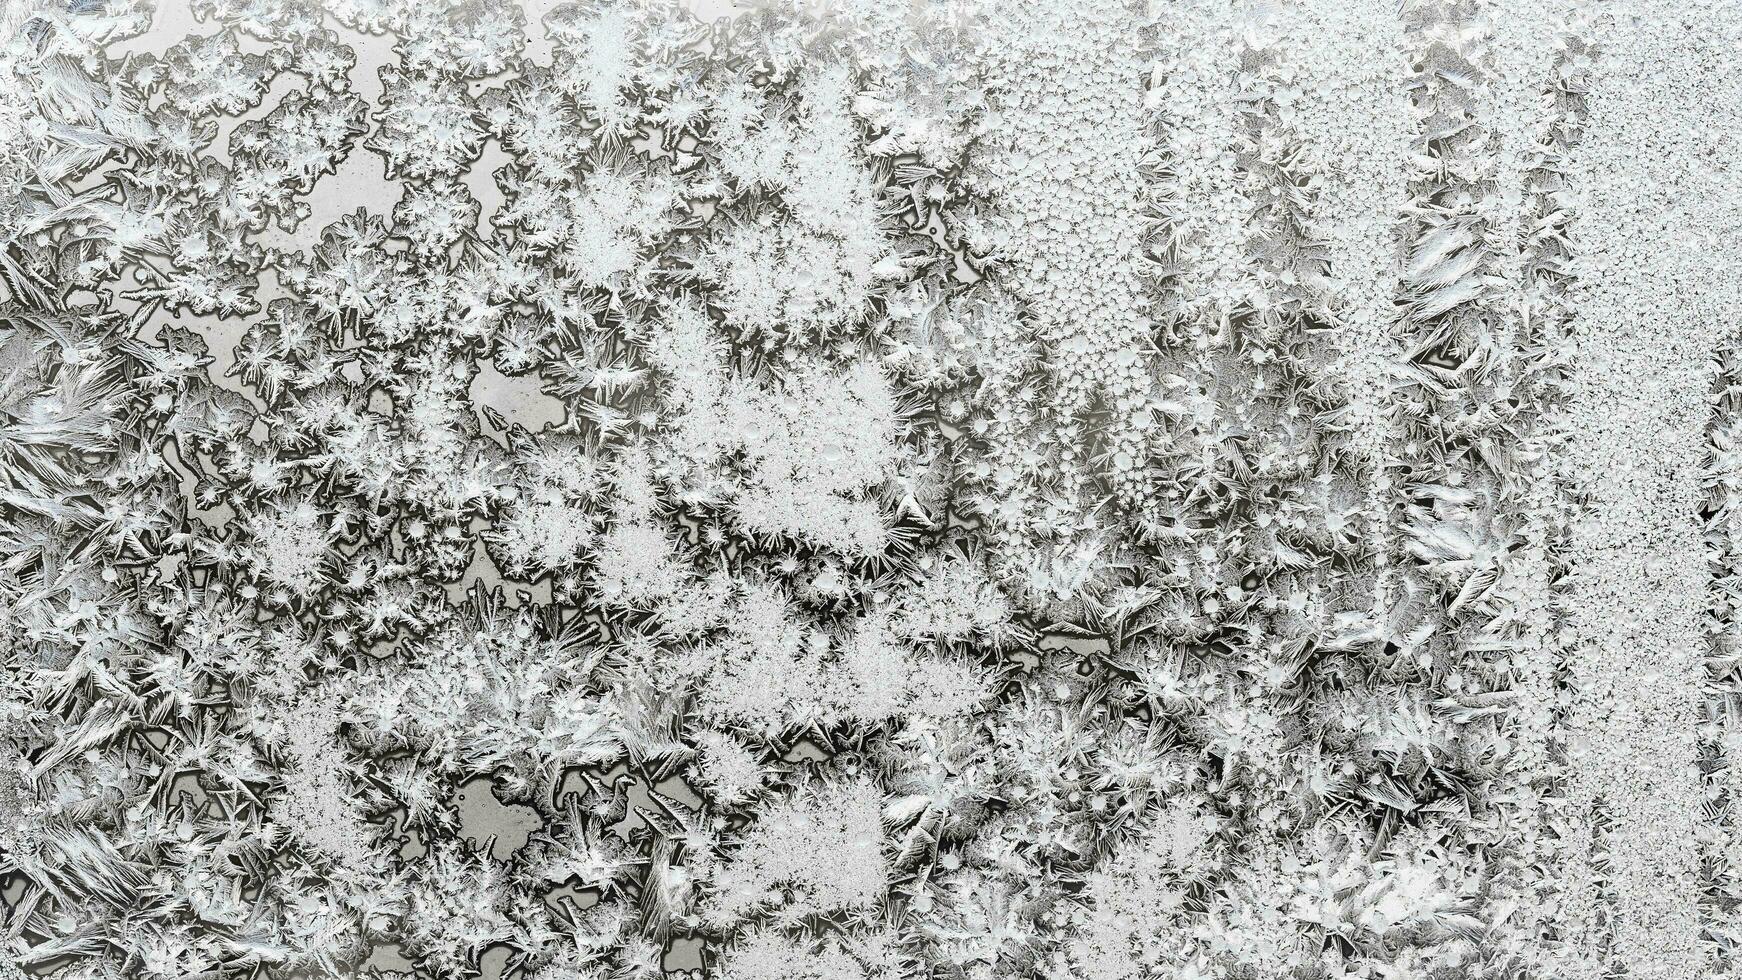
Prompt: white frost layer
<box><xmin>1563</xmin><ymin>2</ymin><xmax>1742</xmax><ymax>976</ymax></box>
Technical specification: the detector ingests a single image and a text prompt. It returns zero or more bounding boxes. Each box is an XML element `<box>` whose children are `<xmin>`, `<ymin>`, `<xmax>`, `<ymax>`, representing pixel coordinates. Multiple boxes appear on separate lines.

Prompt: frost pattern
<box><xmin>2</xmin><ymin>2</ymin><xmax>1741</xmax><ymax>980</ymax></box>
